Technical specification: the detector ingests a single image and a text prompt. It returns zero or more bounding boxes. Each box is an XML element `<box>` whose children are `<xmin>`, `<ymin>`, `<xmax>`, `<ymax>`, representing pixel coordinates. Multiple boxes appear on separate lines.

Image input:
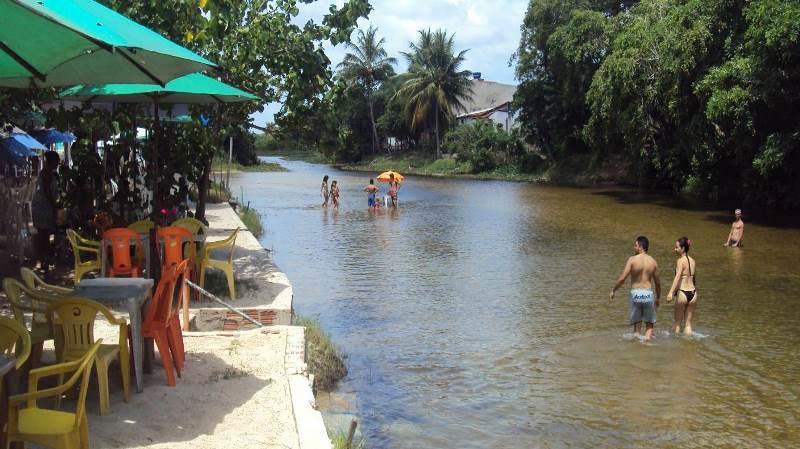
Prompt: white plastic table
<box><xmin>72</xmin><ymin>278</ymin><xmax>154</xmax><ymax>393</ymax></box>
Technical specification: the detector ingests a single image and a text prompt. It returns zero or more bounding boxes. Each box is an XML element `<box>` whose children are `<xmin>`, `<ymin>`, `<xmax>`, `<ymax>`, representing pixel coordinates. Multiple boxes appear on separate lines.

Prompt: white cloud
<box><xmin>251</xmin><ymin>0</ymin><xmax>528</xmax><ymax>127</ymax></box>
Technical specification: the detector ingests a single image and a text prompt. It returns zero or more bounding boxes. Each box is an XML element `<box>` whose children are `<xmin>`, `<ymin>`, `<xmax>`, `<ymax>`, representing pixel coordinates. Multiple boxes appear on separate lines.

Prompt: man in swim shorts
<box><xmin>610</xmin><ymin>235</ymin><xmax>661</xmax><ymax>340</ymax></box>
<box><xmin>723</xmin><ymin>208</ymin><xmax>744</xmax><ymax>247</ymax></box>
<box><xmin>364</xmin><ymin>179</ymin><xmax>379</xmax><ymax>209</ymax></box>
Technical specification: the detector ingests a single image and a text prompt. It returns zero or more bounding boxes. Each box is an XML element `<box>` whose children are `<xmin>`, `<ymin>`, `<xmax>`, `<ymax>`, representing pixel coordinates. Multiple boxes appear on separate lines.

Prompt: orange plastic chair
<box><xmin>5</xmin><ymin>340</ymin><xmax>101</xmax><ymax>449</ymax></box>
<box><xmin>156</xmin><ymin>226</ymin><xmax>196</xmax><ymax>273</ymax></box>
<box><xmin>48</xmin><ymin>297</ymin><xmax>130</xmax><ymax>416</ymax></box>
<box><xmin>103</xmin><ymin>228</ymin><xmax>144</xmax><ymax>278</ymax></box>
<box><xmin>140</xmin><ymin>261</ymin><xmax>188</xmax><ymax>386</ymax></box>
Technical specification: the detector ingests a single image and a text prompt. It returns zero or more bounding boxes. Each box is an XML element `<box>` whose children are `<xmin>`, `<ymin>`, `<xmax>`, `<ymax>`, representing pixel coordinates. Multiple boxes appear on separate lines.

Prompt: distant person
<box><xmin>610</xmin><ymin>236</ymin><xmax>662</xmax><ymax>340</ymax></box>
<box><xmin>364</xmin><ymin>179</ymin><xmax>379</xmax><ymax>209</ymax></box>
<box><xmin>32</xmin><ymin>150</ymin><xmax>61</xmax><ymax>276</ymax></box>
<box><xmin>388</xmin><ymin>173</ymin><xmax>400</xmax><ymax>209</ymax></box>
<box><xmin>330</xmin><ymin>180</ymin><xmax>340</xmax><ymax>208</ymax></box>
<box><xmin>723</xmin><ymin>209</ymin><xmax>744</xmax><ymax>247</ymax></box>
<box><xmin>666</xmin><ymin>237</ymin><xmax>698</xmax><ymax>335</ymax></box>
<box><xmin>320</xmin><ymin>175</ymin><xmax>329</xmax><ymax>207</ymax></box>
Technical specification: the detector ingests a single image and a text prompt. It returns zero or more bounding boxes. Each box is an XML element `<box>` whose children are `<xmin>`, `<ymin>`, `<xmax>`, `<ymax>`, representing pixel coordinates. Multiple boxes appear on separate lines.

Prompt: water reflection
<box><xmin>231</xmin><ymin>158</ymin><xmax>800</xmax><ymax>449</ymax></box>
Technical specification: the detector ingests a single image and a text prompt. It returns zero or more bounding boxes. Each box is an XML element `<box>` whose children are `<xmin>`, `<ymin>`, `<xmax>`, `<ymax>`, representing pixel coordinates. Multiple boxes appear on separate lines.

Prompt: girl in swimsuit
<box><xmin>666</xmin><ymin>236</ymin><xmax>698</xmax><ymax>335</ymax></box>
<box><xmin>330</xmin><ymin>180</ymin><xmax>340</xmax><ymax>208</ymax></box>
<box><xmin>321</xmin><ymin>175</ymin><xmax>329</xmax><ymax>207</ymax></box>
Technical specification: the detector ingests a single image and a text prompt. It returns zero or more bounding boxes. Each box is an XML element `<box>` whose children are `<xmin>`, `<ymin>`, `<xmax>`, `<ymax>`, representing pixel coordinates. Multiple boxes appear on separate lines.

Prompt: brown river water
<box><xmin>231</xmin><ymin>157</ymin><xmax>800</xmax><ymax>449</ymax></box>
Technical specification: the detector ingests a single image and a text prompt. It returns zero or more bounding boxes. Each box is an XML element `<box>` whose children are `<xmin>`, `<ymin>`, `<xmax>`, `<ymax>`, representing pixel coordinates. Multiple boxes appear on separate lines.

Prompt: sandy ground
<box><xmin>42</xmin><ymin>327</ymin><xmax>300</xmax><ymax>449</ymax></box>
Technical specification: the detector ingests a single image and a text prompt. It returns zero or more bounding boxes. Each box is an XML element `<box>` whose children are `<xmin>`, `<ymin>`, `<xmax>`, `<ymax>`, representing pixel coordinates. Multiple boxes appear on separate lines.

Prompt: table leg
<box><xmin>128</xmin><ymin>301</ymin><xmax>145</xmax><ymax>393</ymax></box>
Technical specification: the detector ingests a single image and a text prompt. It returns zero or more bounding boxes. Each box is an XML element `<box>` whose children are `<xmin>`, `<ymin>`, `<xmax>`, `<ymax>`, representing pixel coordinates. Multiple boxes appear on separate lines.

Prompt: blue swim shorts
<box><xmin>368</xmin><ymin>193</ymin><xmax>376</xmax><ymax>207</ymax></box>
<box><xmin>629</xmin><ymin>288</ymin><xmax>656</xmax><ymax>324</ymax></box>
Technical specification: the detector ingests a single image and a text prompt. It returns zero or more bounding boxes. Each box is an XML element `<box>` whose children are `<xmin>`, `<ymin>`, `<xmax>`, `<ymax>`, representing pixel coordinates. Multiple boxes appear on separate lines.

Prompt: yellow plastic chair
<box><xmin>127</xmin><ymin>219</ymin><xmax>155</xmax><ymax>235</ymax></box>
<box><xmin>49</xmin><ymin>297</ymin><xmax>130</xmax><ymax>416</ymax></box>
<box><xmin>5</xmin><ymin>340</ymin><xmax>101</xmax><ymax>449</ymax></box>
<box><xmin>66</xmin><ymin>229</ymin><xmax>101</xmax><ymax>282</ymax></box>
<box><xmin>172</xmin><ymin>217</ymin><xmax>207</xmax><ymax>235</ymax></box>
<box><xmin>199</xmin><ymin>228</ymin><xmax>239</xmax><ymax>300</ymax></box>
<box><xmin>0</xmin><ymin>315</ymin><xmax>32</xmax><ymax>369</ymax></box>
<box><xmin>2</xmin><ymin>278</ymin><xmax>62</xmax><ymax>367</ymax></box>
<box><xmin>21</xmin><ymin>267</ymin><xmax>73</xmax><ymax>295</ymax></box>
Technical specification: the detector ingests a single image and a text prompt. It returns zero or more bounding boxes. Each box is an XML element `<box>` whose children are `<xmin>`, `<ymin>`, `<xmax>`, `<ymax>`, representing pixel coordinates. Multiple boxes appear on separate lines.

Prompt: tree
<box><xmin>396</xmin><ymin>29</ymin><xmax>473</xmax><ymax>159</ymax></box>
<box><xmin>100</xmin><ymin>0</ymin><xmax>372</xmax><ymax>218</ymax></box>
<box><xmin>338</xmin><ymin>25</ymin><xmax>397</xmax><ymax>154</ymax></box>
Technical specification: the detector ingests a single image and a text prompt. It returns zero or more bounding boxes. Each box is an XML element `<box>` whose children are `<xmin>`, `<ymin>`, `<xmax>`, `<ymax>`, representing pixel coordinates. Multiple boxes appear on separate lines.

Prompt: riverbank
<box><xmin>259</xmin><ymin>151</ymin><xmax>630</xmax><ymax>186</ymax></box>
<box><xmin>212</xmin><ymin>159</ymin><xmax>287</xmax><ymax>174</ymax></box>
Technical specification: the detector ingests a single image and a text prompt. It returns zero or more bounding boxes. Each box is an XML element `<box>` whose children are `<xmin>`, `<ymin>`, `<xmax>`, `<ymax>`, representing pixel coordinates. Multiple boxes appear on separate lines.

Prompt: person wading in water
<box><xmin>610</xmin><ymin>236</ymin><xmax>662</xmax><ymax>340</ymax></box>
<box><xmin>320</xmin><ymin>175</ymin><xmax>329</xmax><ymax>207</ymax></box>
<box><xmin>666</xmin><ymin>237</ymin><xmax>698</xmax><ymax>335</ymax></box>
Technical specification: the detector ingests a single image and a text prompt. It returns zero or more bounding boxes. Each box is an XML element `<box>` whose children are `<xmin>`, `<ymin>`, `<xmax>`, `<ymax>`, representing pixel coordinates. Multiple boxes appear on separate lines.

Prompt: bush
<box><xmin>443</xmin><ymin>121</ymin><xmax>526</xmax><ymax>174</ymax></box>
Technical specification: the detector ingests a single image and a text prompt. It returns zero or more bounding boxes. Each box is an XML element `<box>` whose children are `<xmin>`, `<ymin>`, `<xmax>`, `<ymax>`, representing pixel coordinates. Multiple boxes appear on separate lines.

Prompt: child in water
<box><xmin>330</xmin><ymin>180</ymin><xmax>340</xmax><ymax>208</ymax></box>
<box><xmin>320</xmin><ymin>175</ymin><xmax>329</xmax><ymax>207</ymax></box>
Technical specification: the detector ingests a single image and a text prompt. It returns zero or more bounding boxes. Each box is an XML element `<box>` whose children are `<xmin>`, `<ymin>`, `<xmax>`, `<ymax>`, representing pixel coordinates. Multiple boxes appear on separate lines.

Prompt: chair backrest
<box><xmin>207</xmin><ymin>228</ymin><xmax>239</xmax><ymax>264</ymax></box>
<box><xmin>144</xmin><ymin>264</ymin><xmax>180</xmax><ymax>326</ymax></box>
<box><xmin>128</xmin><ymin>219</ymin><xmax>155</xmax><ymax>234</ymax></box>
<box><xmin>47</xmin><ymin>297</ymin><xmax>118</xmax><ymax>362</ymax></box>
<box><xmin>66</xmin><ymin>229</ymin><xmax>97</xmax><ymax>266</ymax></box>
<box><xmin>0</xmin><ymin>316</ymin><xmax>31</xmax><ymax>368</ymax></box>
<box><xmin>103</xmin><ymin>228</ymin><xmax>143</xmax><ymax>273</ymax></box>
<box><xmin>20</xmin><ymin>267</ymin><xmax>72</xmax><ymax>294</ymax></box>
<box><xmin>172</xmin><ymin>217</ymin><xmax>207</xmax><ymax>235</ymax></box>
<box><xmin>167</xmin><ymin>260</ymin><xmax>190</xmax><ymax>322</ymax></box>
<box><xmin>156</xmin><ymin>226</ymin><xmax>195</xmax><ymax>271</ymax></box>
<box><xmin>2</xmin><ymin>278</ymin><xmax>58</xmax><ymax>328</ymax></box>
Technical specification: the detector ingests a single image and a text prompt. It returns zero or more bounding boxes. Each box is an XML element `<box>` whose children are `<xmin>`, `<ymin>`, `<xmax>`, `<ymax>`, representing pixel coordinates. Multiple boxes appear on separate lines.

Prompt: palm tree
<box><xmin>338</xmin><ymin>25</ymin><xmax>397</xmax><ymax>154</ymax></box>
<box><xmin>396</xmin><ymin>29</ymin><xmax>473</xmax><ymax>158</ymax></box>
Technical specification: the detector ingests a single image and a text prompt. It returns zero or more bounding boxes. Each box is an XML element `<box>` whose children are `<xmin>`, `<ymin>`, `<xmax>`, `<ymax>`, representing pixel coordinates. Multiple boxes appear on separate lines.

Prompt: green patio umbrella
<box><xmin>0</xmin><ymin>0</ymin><xmax>217</xmax><ymax>88</ymax></box>
<box><xmin>59</xmin><ymin>73</ymin><xmax>260</xmax><ymax>214</ymax></box>
<box><xmin>58</xmin><ymin>73</ymin><xmax>260</xmax><ymax>104</ymax></box>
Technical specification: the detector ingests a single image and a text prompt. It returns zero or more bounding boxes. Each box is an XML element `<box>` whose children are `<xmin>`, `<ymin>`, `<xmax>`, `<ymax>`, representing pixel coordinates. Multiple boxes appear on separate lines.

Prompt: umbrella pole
<box><xmin>151</xmin><ymin>100</ymin><xmax>160</xmax><ymax>216</ymax></box>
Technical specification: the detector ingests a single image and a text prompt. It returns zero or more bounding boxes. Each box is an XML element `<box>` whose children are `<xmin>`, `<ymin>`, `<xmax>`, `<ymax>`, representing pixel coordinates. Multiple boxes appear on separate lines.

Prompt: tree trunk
<box><xmin>196</xmin><ymin>105</ymin><xmax>225</xmax><ymax>222</ymax></box>
<box><xmin>435</xmin><ymin>102</ymin><xmax>441</xmax><ymax>159</ymax></box>
<box><xmin>150</xmin><ymin>101</ymin><xmax>161</xmax><ymax>217</ymax></box>
<box><xmin>367</xmin><ymin>90</ymin><xmax>379</xmax><ymax>154</ymax></box>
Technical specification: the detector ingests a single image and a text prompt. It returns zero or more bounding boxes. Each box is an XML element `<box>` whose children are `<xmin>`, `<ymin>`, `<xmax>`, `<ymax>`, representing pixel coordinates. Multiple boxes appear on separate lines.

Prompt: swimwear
<box><xmin>368</xmin><ymin>193</ymin><xmax>376</xmax><ymax>207</ymax></box>
<box><xmin>680</xmin><ymin>289</ymin><xmax>696</xmax><ymax>303</ymax></box>
<box><xmin>629</xmin><ymin>288</ymin><xmax>656</xmax><ymax>324</ymax></box>
<box><xmin>728</xmin><ymin>239</ymin><xmax>738</xmax><ymax>246</ymax></box>
<box><xmin>677</xmin><ymin>254</ymin><xmax>696</xmax><ymax>303</ymax></box>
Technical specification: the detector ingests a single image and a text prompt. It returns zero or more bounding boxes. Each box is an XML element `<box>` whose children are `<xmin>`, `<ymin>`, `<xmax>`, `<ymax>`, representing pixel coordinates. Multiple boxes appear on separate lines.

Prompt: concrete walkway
<box><xmin>85</xmin><ymin>202</ymin><xmax>330</xmax><ymax>449</ymax></box>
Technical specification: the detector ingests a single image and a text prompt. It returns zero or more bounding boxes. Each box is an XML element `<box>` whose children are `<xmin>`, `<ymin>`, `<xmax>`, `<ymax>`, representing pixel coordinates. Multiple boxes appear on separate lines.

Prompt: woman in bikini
<box><xmin>330</xmin><ymin>180</ymin><xmax>340</xmax><ymax>208</ymax></box>
<box><xmin>320</xmin><ymin>175</ymin><xmax>329</xmax><ymax>207</ymax></box>
<box><xmin>666</xmin><ymin>237</ymin><xmax>698</xmax><ymax>335</ymax></box>
<box><xmin>388</xmin><ymin>173</ymin><xmax>400</xmax><ymax>209</ymax></box>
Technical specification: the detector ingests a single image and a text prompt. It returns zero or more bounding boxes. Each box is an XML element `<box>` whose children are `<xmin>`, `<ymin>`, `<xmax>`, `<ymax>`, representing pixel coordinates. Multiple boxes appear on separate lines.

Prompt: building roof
<box><xmin>455</xmin><ymin>79</ymin><xmax>516</xmax><ymax>115</ymax></box>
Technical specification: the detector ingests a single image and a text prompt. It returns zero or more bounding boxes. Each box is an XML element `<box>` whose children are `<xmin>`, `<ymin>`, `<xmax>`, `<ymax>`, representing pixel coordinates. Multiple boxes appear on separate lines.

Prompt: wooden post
<box><xmin>345</xmin><ymin>419</ymin><xmax>358</xmax><ymax>449</ymax></box>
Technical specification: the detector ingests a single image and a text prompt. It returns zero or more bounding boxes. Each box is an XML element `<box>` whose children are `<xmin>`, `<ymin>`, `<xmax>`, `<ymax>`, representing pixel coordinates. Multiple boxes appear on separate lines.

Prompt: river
<box><xmin>230</xmin><ymin>157</ymin><xmax>800</xmax><ymax>449</ymax></box>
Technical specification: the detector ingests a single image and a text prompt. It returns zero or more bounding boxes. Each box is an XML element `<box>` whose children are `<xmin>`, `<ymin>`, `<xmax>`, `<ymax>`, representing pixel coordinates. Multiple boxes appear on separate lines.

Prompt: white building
<box><xmin>455</xmin><ymin>74</ymin><xmax>518</xmax><ymax>131</ymax></box>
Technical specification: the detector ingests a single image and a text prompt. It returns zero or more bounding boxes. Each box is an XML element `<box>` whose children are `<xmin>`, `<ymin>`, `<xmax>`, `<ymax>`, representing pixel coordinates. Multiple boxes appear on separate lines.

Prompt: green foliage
<box><xmin>443</xmin><ymin>121</ymin><xmax>536</xmax><ymax>174</ymax></box>
<box><xmin>514</xmin><ymin>0</ymin><xmax>800</xmax><ymax>207</ymax></box>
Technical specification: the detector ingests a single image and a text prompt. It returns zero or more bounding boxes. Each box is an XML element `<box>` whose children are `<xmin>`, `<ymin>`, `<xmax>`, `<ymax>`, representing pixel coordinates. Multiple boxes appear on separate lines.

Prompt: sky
<box><xmin>250</xmin><ymin>0</ymin><xmax>528</xmax><ymax>128</ymax></box>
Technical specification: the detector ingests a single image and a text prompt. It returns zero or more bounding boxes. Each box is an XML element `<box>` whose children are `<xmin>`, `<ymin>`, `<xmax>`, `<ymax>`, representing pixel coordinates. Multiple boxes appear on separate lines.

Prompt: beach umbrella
<box><xmin>0</xmin><ymin>132</ymin><xmax>45</xmax><ymax>165</ymax></box>
<box><xmin>377</xmin><ymin>170</ymin><xmax>405</xmax><ymax>183</ymax></box>
<box><xmin>0</xmin><ymin>0</ymin><xmax>217</xmax><ymax>88</ymax></box>
<box><xmin>29</xmin><ymin>128</ymin><xmax>76</xmax><ymax>146</ymax></box>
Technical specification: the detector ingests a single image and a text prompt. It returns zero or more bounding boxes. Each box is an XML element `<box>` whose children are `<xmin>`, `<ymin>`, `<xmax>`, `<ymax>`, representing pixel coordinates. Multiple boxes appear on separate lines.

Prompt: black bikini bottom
<box><xmin>681</xmin><ymin>289</ymin><xmax>696</xmax><ymax>303</ymax></box>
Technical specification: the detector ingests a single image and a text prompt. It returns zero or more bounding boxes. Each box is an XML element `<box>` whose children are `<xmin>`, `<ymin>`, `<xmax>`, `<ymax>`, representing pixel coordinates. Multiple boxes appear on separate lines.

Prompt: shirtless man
<box><xmin>723</xmin><ymin>209</ymin><xmax>744</xmax><ymax>247</ymax></box>
<box><xmin>610</xmin><ymin>236</ymin><xmax>661</xmax><ymax>340</ymax></box>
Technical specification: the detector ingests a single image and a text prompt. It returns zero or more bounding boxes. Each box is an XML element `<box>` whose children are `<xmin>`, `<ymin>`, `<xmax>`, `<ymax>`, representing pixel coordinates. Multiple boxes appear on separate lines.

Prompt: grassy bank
<box><xmin>294</xmin><ymin>316</ymin><xmax>347</xmax><ymax>392</ymax></box>
<box><xmin>212</xmin><ymin>159</ymin><xmax>286</xmax><ymax>173</ymax></box>
<box><xmin>257</xmin><ymin>148</ymin><xmax>330</xmax><ymax>163</ymax></box>
<box><xmin>238</xmin><ymin>205</ymin><xmax>263</xmax><ymax>238</ymax></box>
<box><xmin>338</xmin><ymin>155</ymin><xmax>549</xmax><ymax>183</ymax></box>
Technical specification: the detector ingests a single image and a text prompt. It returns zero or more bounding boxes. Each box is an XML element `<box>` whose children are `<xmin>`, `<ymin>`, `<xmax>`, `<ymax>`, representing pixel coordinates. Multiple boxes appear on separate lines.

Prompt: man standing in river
<box><xmin>723</xmin><ymin>208</ymin><xmax>745</xmax><ymax>247</ymax></box>
<box><xmin>610</xmin><ymin>236</ymin><xmax>661</xmax><ymax>340</ymax></box>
